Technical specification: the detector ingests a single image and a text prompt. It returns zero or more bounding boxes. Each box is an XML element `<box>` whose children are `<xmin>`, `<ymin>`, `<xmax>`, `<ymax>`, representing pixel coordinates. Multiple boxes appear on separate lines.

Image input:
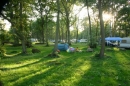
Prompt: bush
<box><xmin>32</xmin><ymin>48</ymin><xmax>40</xmax><ymax>53</ymax></box>
<box><xmin>89</xmin><ymin>43</ymin><xmax>97</xmax><ymax>48</ymax></box>
<box><xmin>0</xmin><ymin>46</ymin><xmax>5</xmax><ymax>58</ymax></box>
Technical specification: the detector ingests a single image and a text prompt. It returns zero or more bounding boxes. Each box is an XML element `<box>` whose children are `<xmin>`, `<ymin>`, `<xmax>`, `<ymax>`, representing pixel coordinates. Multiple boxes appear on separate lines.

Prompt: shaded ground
<box><xmin>0</xmin><ymin>44</ymin><xmax>130</xmax><ymax>86</ymax></box>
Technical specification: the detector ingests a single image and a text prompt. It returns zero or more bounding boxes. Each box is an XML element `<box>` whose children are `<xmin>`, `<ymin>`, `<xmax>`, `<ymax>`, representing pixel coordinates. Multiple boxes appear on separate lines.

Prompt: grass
<box><xmin>0</xmin><ymin>43</ymin><xmax>130</xmax><ymax>86</ymax></box>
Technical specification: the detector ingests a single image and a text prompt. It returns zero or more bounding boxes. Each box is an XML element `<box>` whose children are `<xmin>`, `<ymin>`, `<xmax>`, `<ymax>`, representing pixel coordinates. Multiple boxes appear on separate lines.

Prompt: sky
<box><xmin>4</xmin><ymin>20</ymin><xmax>11</xmax><ymax>31</ymax></box>
<box><xmin>70</xmin><ymin>5</ymin><xmax>90</xmax><ymax>31</ymax></box>
<box><xmin>0</xmin><ymin>18</ymin><xmax>11</xmax><ymax>31</ymax></box>
<box><xmin>73</xmin><ymin>5</ymin><xmax>88</xmax><ymax>19</ymax></box>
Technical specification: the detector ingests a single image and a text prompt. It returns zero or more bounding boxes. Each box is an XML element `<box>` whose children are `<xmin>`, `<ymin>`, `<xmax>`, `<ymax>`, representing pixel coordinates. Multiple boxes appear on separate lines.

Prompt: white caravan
<box><xmin>119</xmin><ymin>37</ymin><xmax>130</xmax><ymax>48</ymax></box>
<box><xmin>80</xmin><ymin>39</ymin><xmax>87</xmax><ymax>43</ymax></box>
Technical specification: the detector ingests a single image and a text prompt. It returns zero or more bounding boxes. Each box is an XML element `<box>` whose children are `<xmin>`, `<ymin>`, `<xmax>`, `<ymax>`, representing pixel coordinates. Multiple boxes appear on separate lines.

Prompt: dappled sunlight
<box><xmin>7</xmin><ymin>67</ymin><xmax>52</xmax><ymax>86</ymax></box>
<box><xmin>104</xmin><ymin>49</ymin><xmax>130</xmax><ymax>86</ymax></box>
<box><xmin>4</xmin><ymin>52</ymin><xmax>21</xmax><ymax>57</ymax></box>
<box><xmin>59</xmin><ymin>62</ymin><xmax>91</xmax><ymax>85</ymax></box>
<box><xmin>1</xmin><ymin>57</ymin><xmax>60</xmax><ymax>86</ymax></box>
<box><xmin>113</xmin><ymin>47</ymin><xmax>120</xmax><ymax>51</ymax></box>
<box><xmin>32</xmin><ymin>53</ymin><xmax>92</xmax><ymax>86</ymax></box>
<box><xmin>1</xmin><ymin>43</ymin><xmax>130</xmax><ymax>86</ymax></box>
<box><xmin>115</xmin><ymin>52</ymin><xmax>129</xmax><ymax>63</ymax></box>
<box><xmin>74</xmin><ymin>49</ymin><xmax>130</xmax><ymax>86</ymax></box>
<box><xmin>1</xmin><ymin>58</ymin><xmax>41</xmax><ymax>68</ymax></box>
<box><xmin>122</xmin><ymin>51</ymin><xmax>130</xmax><ymax>58</ymax></box>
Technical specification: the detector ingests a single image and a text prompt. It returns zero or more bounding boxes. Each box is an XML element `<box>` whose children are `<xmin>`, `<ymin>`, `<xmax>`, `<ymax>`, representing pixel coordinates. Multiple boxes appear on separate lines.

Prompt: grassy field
<box><xmin>0</xmin><ymin>43</ymin><xmax>130</xmax><ymax>86</ymax></box>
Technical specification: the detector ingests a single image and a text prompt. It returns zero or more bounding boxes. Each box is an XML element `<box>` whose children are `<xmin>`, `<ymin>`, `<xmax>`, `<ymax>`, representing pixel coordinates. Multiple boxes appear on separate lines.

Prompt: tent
<box><xmin>105</xmin><ymin>37</ymin><xmax>122</xmax><ymax>41</ymax></box>
<box><xmin>67</xmin><ymin>47</ymin><xmax>75</xmax><ymax>52</ymax></box>
<box><xmin>58</xmin><ymin>43</ymin><xmax>69</xmax><ymax>51</ymax></box>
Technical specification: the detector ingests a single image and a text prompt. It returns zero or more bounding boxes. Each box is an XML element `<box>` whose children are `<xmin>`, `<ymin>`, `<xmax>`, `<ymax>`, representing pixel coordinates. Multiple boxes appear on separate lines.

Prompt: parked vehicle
<box><xmin>105</xmin><ymin>41</ymin><xmax>118</xmax><ymax>46</ymax></box>
<box><xmin>119</xmin><ymin>37</ymin><xmax>130</xmax><ymax>48</ymax></box>
<box><xmin>71</xmin><ymin>39</ymin><xmax>80</xmax><ymax>43</ymax></box>
<box><xmin>31</xmin><ymin>38</ymin><xmax>38</xmax><ymax>42</ymax></box>
<box><xmin>71</xmin><ymin>39</ymin><xmax>76</xmax><ymax>43</ymax></box>
<box><xmin>80</xmin><ymin>39</ymin><xmax>87</xmax><ymax>43</ymax></box>
<box><xmin>105</xmin><ymin>37</ymin><xmax>121</xmax><ymax>47</ymax></box>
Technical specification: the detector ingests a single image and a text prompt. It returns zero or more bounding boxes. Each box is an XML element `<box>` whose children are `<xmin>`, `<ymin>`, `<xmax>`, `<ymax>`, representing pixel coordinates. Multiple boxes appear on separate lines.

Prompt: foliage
<box><xmin>31</xmin><ymin>17</ymin><xmax>55</xmax><ymax>42</ymax></box>
<box><xmin>0</xmin><ymin>45</ymin><xmax>5</xmax><ymax>58</ymax></box>
<box><xmin>117</xmin><ymin>6</ymin><xmax>130</xmax><ymax>37</ymax></box>
<box><xmin>0</xmin><ymin>29</ymin><xmax>11</xmax><ymax>44</ymax></box>
<box><xmin>0</xmin><ymin>0</ymin><xmax>130</xmax><ymax>58</ymax></box>
<box><xmin>32</xmin><ymin>0</ymin><xmax>56</xmax><ymax>44</ymax></box>
<box><xmin>1</xmin><ymin>0</ymin><xmax>35</xmax><ymax>54</ymax></box>
<box><xmin>0</xmin><ymin>24</ymin><xmax>9</xmax><ymax>58</ymax></box>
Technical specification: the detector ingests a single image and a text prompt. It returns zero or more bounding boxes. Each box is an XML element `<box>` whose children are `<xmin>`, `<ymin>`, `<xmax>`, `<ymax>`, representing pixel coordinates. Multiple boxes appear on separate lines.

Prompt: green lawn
<box><xmin>0</xmin><ymin>43</ymin><xmax>130</xmax><ymax>86</ymax></box>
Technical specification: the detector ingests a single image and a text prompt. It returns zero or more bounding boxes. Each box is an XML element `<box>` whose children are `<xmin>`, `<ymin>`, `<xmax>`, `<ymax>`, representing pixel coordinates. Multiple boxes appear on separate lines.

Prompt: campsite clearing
<box><xmin>0</xmin><ymin>43</ymin><xmax>130</xmax><ymax>86</ymax></box>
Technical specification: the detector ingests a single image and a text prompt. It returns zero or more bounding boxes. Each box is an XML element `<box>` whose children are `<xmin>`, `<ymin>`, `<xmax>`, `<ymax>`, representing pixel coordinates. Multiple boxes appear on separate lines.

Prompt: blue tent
<box><xmin>105</xmin><ymin>37</ymin><xmax>122</xmax><ymax>41</ymax></box>
<box><xmin>58</xmin><ymin>43</ymin><xmax>69</xmax><ymax>51</ymax></box>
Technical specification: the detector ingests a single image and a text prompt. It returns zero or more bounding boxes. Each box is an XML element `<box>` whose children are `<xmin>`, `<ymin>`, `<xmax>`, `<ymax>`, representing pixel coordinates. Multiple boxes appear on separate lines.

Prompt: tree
<box><xmin>73</xmin><ymin>16</ymin><xmax>79</xmax><ymax>43</ymax></box>
<box><xmin>44</xmin><ymin>1</ymin><xmax>56</xmax><ymax>46</ymax></box>
<box><xmin>1</xmin><ymin>0</ymin><xmax>34</xmax><ymax>54</ymax></box>
<box><xmin>98</xmin><ymin>0</ymin><xmax>105</xmax><ymax>58</ymax></box>
<box><xmin>117</xmin><ymin>5</ymin><xmax>130</xmax><ymax>37</ymax></box>
<box><xmin>52</xmin><ymin>0</ymin><xmax>60</xmax><ymax>55</ymax></box>
<box><xmin>84</xmin><ymin>0</ymin><xmax>93</xmax><ymax>46</ymax></box>
<box><xmin>59</xmin><ymin>18</ymin><xmax>66</xmax><ymax>42</ymax></box>
<box><xmin>61</xmin><ymin>0</ymin><xmax>76</xmax><ymax>45</ymax></box>
<box><xmin>33</xmin><ymin>0</ymin><xmax>57</xmax><ymax>45</ymax></box>
<box><xmin>0</xmin><ymin>21</ymin><xmax>7</xmax><ymax>57</ymax></box>
<box><xmin>34</xmin><ymin>0</ymin><xmax>46</xmax><ymax>43</ymax></box>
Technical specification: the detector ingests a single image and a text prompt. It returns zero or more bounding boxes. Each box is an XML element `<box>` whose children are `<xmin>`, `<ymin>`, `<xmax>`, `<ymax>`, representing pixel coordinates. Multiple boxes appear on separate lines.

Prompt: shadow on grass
<box><xmin>1</xmin><ymin>47</ymin><xmax>130</xmax><ymax>86</ymax></box>
<box><xmin>74</xmin><ymin>48</ymin><xmax>130</xmax><ymax>86</ymax></box>
<box><xmin>10</xmin><ymin>52</ymin><xmax>93</xmax><ymax>86</ymax></box>
<box><xmin>0</xmin><ymin>57</ymin><xmax>45</xmax><ymax>71</ymax></box>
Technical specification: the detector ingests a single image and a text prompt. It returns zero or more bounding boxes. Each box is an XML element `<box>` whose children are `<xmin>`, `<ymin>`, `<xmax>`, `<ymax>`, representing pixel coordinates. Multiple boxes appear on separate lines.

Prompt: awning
<box><xmin>105</xmin><ymin>37</ymin><xmax>122</xmax><ymax>41</ymax></box>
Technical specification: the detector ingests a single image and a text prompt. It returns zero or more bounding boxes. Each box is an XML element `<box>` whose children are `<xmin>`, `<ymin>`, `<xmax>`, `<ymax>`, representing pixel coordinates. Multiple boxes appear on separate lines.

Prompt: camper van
<box><xmin>119</xmin><ymin>37</ymin><xmax>130</xmax><ymax>48</ymax></box>
<box><xmin>80</xmin><ymin>39</ymin><xmax>87</xmax><ymax>43</ymax></box>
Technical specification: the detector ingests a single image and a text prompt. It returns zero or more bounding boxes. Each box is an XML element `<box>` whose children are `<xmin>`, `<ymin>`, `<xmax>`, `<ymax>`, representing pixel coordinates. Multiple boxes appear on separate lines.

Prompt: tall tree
<box><xmin>34</xmin><ymin>0</ymin><xmax>56</xmax><ymax>44</ymax></box>
<box><xmin>34</xmin><ymin>0</ymin><xmax>46</xmax><ymax>43</ymax></box>
<box><xmin>61</xmin><ymin>0</ymin><xmax>75</xmax><ymax>45</ymax></box>
<box><xmin>117</xmin><ymin>4</ymin><xmax>130</xmax><ymax>37</ymax></box>
<box><xmin>98</xmin><ymin>0</ymin><xmax>105</xmax><ymax>58</ymax></box>
<box><xmin>1</xmin><ymin>0</ymin><xmax>33</xmax><ymax>54</ymax></box>
<box><xmin>52</xmin><ymin>0</ymin><xmax>60</xmax><ymax>55</ymax></box>
<box><xmin>84</xmin><ymin>0</ymin><xmax>92</xmax><ymax>46</ymax></box>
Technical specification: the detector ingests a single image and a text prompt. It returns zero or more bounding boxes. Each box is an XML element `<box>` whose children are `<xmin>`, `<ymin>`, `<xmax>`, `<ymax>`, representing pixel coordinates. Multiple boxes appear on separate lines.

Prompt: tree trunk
<box><xmin>21</xmin><ymin>39</ymin><xmax>27</xmax><ymax>54</ymax></box>
<box><xmin>98</xmin><ymin>0</ymin><xmax>105</xmax><ymax>58</ymax></box>
<box><xmin>61</xmin><ymin>0</ymin><xmax>71</xmax><ymax>45</ymax></box>
<box><xmin>96</xmin><ymin>21</ymin><xmax>99</xmax><ymax>41</ymax></box>
<box><xmin>61</xmin><ymin>27</ymin><xmax>64</xmax><ymax>42</ymax></box>
<box><xmin>86</xmin><ymin>0</ymin><xmax>92</xmax><ymax>46</ymax></box>
<box><xmin>13</xmin><ymin>36</ymin><xmax>20</xmax><ymax>46</ymax></box>
<box><xmin>52</xmin><ymin>0</ymin><xmax>60</xmax><ymax>54</ymax></box>
<box><xmin>20</xmin><ymin>1</ymin><xmax>27</xmax><ymax>54</ymax></box>
<box><xmin>41</xmin><ymin>17</ymin><xmax>45</xmax><ymax>43</ymax></box>
<box><xmin>66</xmin><ymin>13</ymin><xmax>71</xmax><ymax>45</ymax></box>
<box><xmin>76</xmin><ymin>25</ymin><xmax>78</xmax><ymax>43</ymax></box>
<box><xmin>45</xmin><ymin>15</ymin><xmax>49</xmax><ymax>46</ymax></box>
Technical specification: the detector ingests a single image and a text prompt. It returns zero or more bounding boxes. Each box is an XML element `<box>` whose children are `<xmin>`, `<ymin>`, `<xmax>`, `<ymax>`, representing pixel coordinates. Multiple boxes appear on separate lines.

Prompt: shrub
<box><xmin>32</xmin><ymin>48</ymin><xmax>40</xmax><ymax>53</ymax></box>
<box><xmin>0</xmin><ymin>46</ymin><xmax>5</xmax><ymax>58</ymax></box>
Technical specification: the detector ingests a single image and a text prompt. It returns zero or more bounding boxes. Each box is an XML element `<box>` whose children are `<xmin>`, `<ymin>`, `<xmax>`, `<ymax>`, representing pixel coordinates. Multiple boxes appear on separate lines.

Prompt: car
<box><xmin>80</xmin><ymin>39</ymin><xmax>87</xmax><ymax>43</ymax></box>
<box><xmin>71</xmin><ymin>39</ymin><xmax>76</xmax><ymax>43</ymax></box>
